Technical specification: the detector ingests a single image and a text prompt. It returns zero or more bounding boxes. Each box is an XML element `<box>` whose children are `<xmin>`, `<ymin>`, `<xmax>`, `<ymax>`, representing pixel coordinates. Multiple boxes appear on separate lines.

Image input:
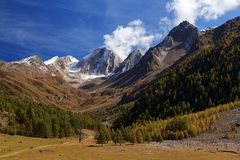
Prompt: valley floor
<box><xmin>0</xmin><ymin>134</ymin><xmax>239</xmax><ymax>160</ymax></box>
<box><xmin>1</xmin><ymin>107</ymin><xmax>240</xmax><ymax>160</ymax></box>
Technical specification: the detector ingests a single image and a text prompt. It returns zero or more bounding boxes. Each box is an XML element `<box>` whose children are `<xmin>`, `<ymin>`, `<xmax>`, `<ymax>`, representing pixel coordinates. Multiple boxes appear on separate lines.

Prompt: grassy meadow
<box><xmin>0</xmin><ymin>134</ymin><xmax>239</xmax><ymax>160</ymax></box>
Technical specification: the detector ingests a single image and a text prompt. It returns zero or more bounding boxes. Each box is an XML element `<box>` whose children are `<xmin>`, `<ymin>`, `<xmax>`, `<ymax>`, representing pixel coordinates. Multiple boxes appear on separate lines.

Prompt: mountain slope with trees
<box><xmin>0</xmin><ymin>93</ymin><xmax>102</xmax><ymax>138</ymax></box>
<box><xmin>114</xmin><ymin>23</ymin><xmax>240</xmax><ymax>127</ymax></box>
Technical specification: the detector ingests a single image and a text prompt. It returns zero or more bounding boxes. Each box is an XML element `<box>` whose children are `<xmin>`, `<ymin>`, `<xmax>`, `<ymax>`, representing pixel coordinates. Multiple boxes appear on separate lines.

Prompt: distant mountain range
<box><xmin>8</xmin><ymin>47</ymin><xmax>143</xmax><ymax>83</ymax></box>
<box><xmin>5</xmin><ymin>20</ymin><xmax>199</xmax><ymax>85</ymax></box>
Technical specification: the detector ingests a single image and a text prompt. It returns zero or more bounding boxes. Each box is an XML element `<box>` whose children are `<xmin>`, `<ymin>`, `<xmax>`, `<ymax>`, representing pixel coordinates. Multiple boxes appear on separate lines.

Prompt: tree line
<box><xmin>0</xmin><ymin>93</ymin><xmax>103</xmax><ymax>138</ymax></box>
<box><xmin>96</xmin><ymin>101</ymin><xmax>239</xmax><ymax>145</ymax></box>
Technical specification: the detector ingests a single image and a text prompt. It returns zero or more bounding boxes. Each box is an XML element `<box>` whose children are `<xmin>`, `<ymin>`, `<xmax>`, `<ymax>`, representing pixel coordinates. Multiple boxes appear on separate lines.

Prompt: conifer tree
<box><xmin>145</xmin><ymin>132</ymin><xmax>152</xmax><ymax>143</ymax></box>
<box><xmin>116</xmin><ymin>130</ymin><xmax>124</xmax><ymax>146</ymax></box>
<box><xmin>129</xmin><ymin>130</ymin><xmax>137</xmax><ymax>145</ymax></box>
<box><xmin>136</xmin><ymin>130</ymin><xmax>144</xmax><ymax>143</ymax></box>
<box><xmin>97</xmin><ymin>129</ymin><xmax>107</xmax><ymax>146</ymax></box>
<box><xmin>103</xmin><ymin>126</ymin><xmax>111</xmax><ymax>143</ymax></box>
<box><xmin>112</xmin><ymin>130</ymin><xmax>118</xmax><ymax>145</ymax></box>
<box><xmin>156</xmin><ymin>133</ymin><xmax>163</xmax><ymax>143</ymax></box>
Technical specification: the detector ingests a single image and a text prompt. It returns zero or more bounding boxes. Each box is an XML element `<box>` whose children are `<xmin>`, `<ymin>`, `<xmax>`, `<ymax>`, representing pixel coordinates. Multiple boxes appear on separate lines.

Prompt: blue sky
<box><xmin>0</xmin><ymin>0</ymin><xmax>239</xmax><ymax>61</ymax></box>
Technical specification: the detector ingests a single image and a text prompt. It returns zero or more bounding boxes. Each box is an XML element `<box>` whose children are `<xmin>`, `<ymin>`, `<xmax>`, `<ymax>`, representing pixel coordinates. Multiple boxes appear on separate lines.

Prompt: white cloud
<box><xmin>128</xmin><ymin>19</ymin><xmax>143</xmax><ymax>26</ymax></box>
<box><xmin>104</xmin><ymin>19</ymin><xmax>160</xmax><ymax>60</ymax></box>
<box><xmin>166</xmin><ymin>0</ymin><xmax>240</xmax><ymax>25</ymax></box>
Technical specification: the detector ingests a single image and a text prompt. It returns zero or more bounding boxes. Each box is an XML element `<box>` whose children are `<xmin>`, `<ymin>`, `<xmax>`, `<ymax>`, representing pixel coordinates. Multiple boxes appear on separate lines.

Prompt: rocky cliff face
<box><xmin>114</xmin><ymin>49</ymin><xmax>143</xmax><ymax>74</ymax></box>
<box><xmin>70</xmin><ymin>47</ymin><xmax>122</xmax><ymax>75</ymax></box>
<box><xmin>139</xmin><ymin>21</ymin><xmax>199</xmax><ymax>74</ymax></box>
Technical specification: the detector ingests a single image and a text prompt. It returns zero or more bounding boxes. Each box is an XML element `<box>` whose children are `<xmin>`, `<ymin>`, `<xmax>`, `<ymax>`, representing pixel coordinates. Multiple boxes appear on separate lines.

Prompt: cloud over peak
<box><xmin>104</xmin><ymin>19</ymin><xmax>160</xmax><ymax>60</ymax></box>
<box><xmin>166</xmin><ymin>0</ymin><xmax>240</xmax><ymax>25</ymax></box>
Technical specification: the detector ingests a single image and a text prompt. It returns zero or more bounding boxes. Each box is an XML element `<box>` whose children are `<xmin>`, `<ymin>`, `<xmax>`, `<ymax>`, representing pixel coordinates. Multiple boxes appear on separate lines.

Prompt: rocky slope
<box><xmin>114</xmin><ymin>49</ymin><xmax>143</xmax><ymax>74</ymax></box>
<box><xmin>0</xmin><ymin>56</ymin><xmax>89</xmax><ymax>110</ymax></box>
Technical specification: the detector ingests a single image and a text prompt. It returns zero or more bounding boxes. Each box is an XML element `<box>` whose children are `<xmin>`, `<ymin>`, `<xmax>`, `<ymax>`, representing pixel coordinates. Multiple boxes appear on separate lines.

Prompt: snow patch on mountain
<box><xmin>68</xmin><ymin>56</ymin><xmax>79</xmax><ymax>63</ymax></box>
<box><xmin>10</xmin><ymin>55</ymin><xmax>49</xmax><ymax>72</ymax></box>
<box><xmin>44</xmin><ymin>55</ymin><xmax>79</xmax><ymax>66</ymax></box>
<box><xmin>44</xmin><ymin>56</ymin><xmax>59</xmax><ymax>65</ymax></box>
<box><xmin>13</xmin><ymin>55</ymin><xmax>39</xmax><ymax>65</ymax></box>
<box><xmin>80</xmin><ymin>74</ymin><xmax>109</xmax><ymax>80</ymax></box>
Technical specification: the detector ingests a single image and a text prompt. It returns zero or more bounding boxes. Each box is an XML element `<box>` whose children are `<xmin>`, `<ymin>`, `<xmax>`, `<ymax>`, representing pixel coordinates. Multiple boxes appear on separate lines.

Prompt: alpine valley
<box><xmin>1</xmin><ymin>15</ymin><xmax>240</xmax><ymax>160</ymax></box>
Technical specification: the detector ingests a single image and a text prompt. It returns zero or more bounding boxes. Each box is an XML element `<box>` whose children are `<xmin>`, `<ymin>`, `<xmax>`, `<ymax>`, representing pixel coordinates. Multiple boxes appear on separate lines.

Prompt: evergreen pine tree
<box><xmin>136</xmin><ymin>130</ymin><xmax>144</xmax><ymax>143</ymax></box>
<box><xmin>145</xmin><ymin>132</ymin><xmax>152</xmax><ymax>143</ymax></box>
<box><xmin>129</xmin><ymin>130</ymin><xmax>137</xmax><ymax>145</ymax></box>
<box><xmin>97</xmin><ymin>130</ymin><xmax>107</xmax><ymax>146</ymax></box>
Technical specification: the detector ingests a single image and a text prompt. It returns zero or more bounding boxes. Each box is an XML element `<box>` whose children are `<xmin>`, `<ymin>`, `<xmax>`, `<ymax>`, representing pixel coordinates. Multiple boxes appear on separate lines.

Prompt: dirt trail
<box><xmin>0</xmin><ymin>142</ymin><xmax>74</xmax><ymax>159</ymax></box>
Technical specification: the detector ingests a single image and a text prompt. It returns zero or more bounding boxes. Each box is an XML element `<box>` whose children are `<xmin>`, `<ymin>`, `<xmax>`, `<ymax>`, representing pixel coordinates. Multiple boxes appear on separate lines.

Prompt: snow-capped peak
<box><xmin>43</xmin><ymin>55</ymin><xmax>79</xmax><ymax>76</ymax></box>
<box><xmin>67</xmin><ymin>55</ymin><xmax>79</xmax><ymax>63</ymax></box>
<box><xmin>10</xmin><ymin>55</ymin><xmax>49</xmax><ymax>72</ymax></box>
<box><xmin>44</xmin><ymin>56</ymin><xmax>59</xmax><ymax>65</ymax></box>
<box><xmin>69</xmin><ymin>47</ymin><xmax>122</xmax><ymax>76</ymax></box>
<box><xmin>12</xmin><ymin>55</ymin><xmax>40</xmax><ymax>64</ymax></box>
<box><xmin>44</xmin><ymin>55</ymin><xmax>79</xmax><ymax>66</ymax></box>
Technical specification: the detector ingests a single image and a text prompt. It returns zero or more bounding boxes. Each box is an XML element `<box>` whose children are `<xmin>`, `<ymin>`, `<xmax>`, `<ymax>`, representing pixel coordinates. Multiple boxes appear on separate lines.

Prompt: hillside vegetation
<box><xmin>91</xmin><ymin>101</ymin><xmax>240</xmax><ymax>146</ymax></box>
<box><xmin>0</xmin><ymin>93</ymin><xmax>102</xmax><ymax>138</ymax></box>
<box><xmin>122</xmin><ymin>101</ymin><xmax>240</xmax><ymax>143</ymax></box>
<box><xmin>115</xmin><ymin>28</ymin><xmax>240</xmax><ymax>126</ymax></box>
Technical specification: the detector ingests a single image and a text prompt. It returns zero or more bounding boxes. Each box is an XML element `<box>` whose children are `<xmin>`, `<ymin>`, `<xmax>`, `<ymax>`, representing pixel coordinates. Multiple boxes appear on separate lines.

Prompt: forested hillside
<box><xmin>0</xmin><ymin>93</ymin><xmax>102</xmax><ymax>138</ymax></box>
<box><xmin>121</xmin><ymin>101</ymin><xmax>239</xmax><ymax>143</ymax></box>
<box><xmin>115</xmin><ymin>28</ymin><xmax>240</xmax><ymax>127</ymax></box>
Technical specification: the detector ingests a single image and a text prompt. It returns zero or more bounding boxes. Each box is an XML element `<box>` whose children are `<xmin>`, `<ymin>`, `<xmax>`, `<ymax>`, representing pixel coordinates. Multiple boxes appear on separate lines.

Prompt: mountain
<box><xmin>69</xmin><ymin>47</ymin><xmax>122</xmax><ymax>76</ymax></box>
<box><xmin>111</xmin><ymin>21</ymin><xmax>198</xmax><ymax>87</ymax></box>
<box><xmin>114</xmin><ymin>49</ymin><xmax>143</xmax><ymax>74</ymax></box>
<box><xmin>138</xmin><ymin>21</ymin><xmax>198</xmax><ymax>72</ymax></box>
<box><xmin>88</xmin><ymin>17</ymin><xmax>240</xmax><ymax>117</ymax></box>
<box><xmin>12</xmin><ymin>55</ymin><xmax>43</xmax><ymax>65</ymax></box>
<box><xmin>45</xmin><ymin>55</ymin><xmax>78</xmax><ymax>67</ymax></box>
<box><xmin>0</xmin><ymin>55</ymin><xmax>90</xmax><ymax>110</ymax></box>
<box><xmin>198</xmin><ymin>16</ymin><xmax>240</xmax><ymax>49</ymax></box>
<box><xmin>78</xmin><ymin>21</ymin><xmax>200</xmax><ymax>114</ymax></box>
<box><xmin>89</xmin><ymin>21</ymin><xmax>199</xmax><ymax>108</ymax></box>
<box><xmin>44</xmin><ymin>55</ymin><xmax>79</xmax><ymax>76</ymax></box>
<box><xmin>114</xmin><ymin>17</ymin><xmax>240</xmax><ymax>126</ymax></box>
<box><xmin>10</xmin><ymin>55</ymin><xmax>49</xmax><ymax>73</ymax></box>
<box><xmin>101</xmin><ymin>21</ymin><xmax>198</xmax><ymax>89</ymax></box>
